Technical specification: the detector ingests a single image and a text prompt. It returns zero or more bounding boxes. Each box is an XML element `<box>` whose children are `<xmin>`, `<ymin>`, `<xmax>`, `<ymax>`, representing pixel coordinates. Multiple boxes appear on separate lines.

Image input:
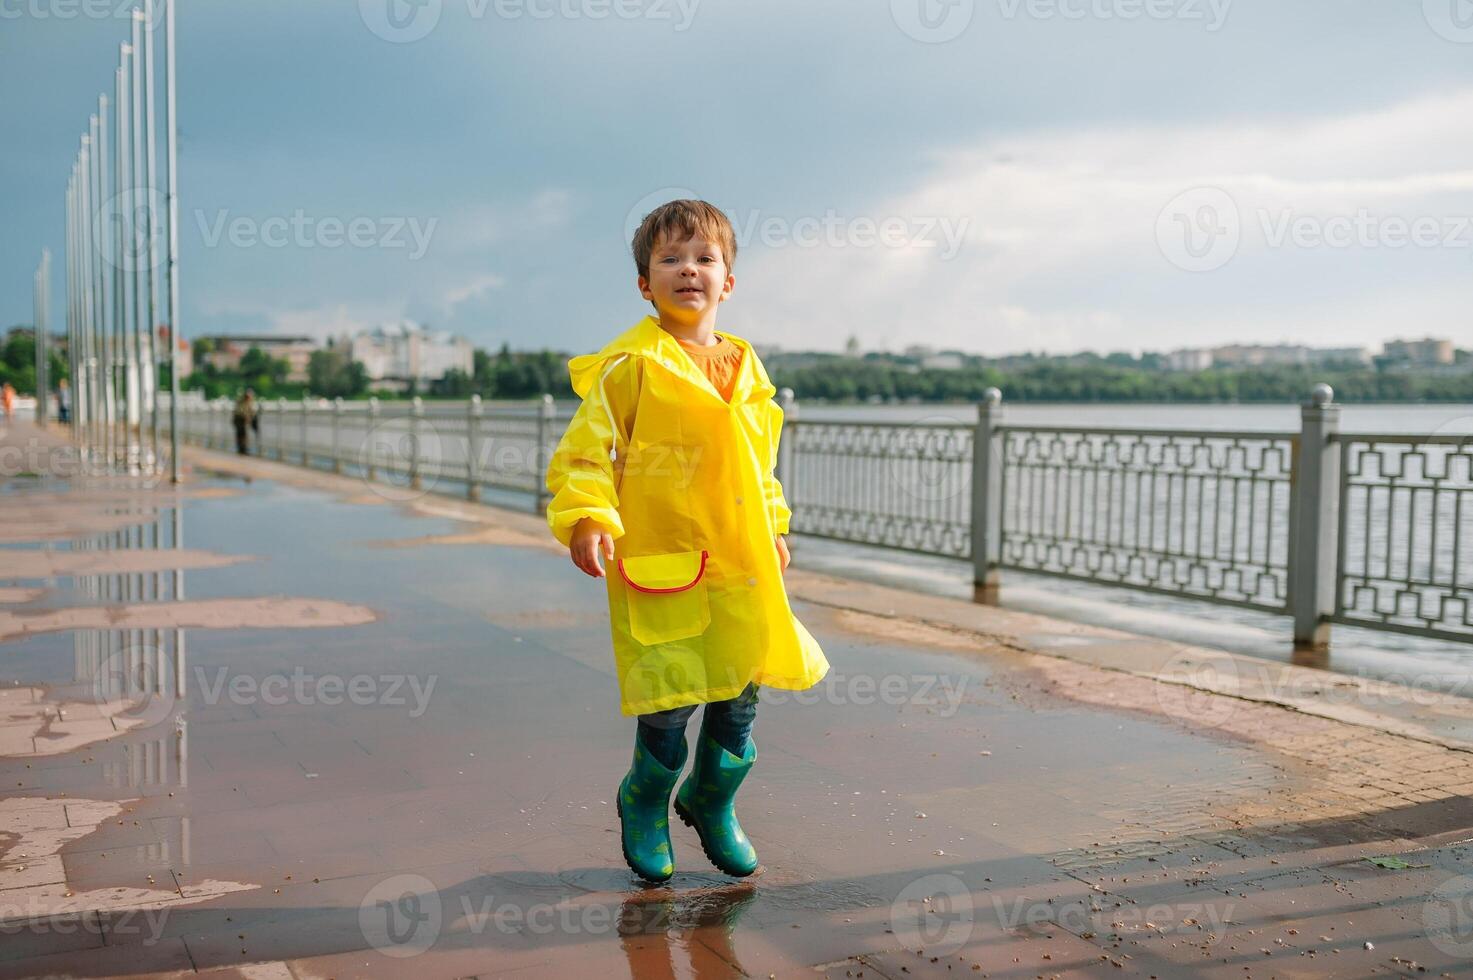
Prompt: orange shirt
<box><xmin>674</xmin><ymin>332</ymin><xmax>745</xmax><ymax>403</ymax></box>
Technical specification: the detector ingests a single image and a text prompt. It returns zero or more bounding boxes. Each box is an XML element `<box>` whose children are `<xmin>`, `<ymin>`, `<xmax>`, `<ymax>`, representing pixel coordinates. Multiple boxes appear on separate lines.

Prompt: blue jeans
<box><xmin>637</xmin><ymin>683</ymin><xmax>759</xmax><ymax>770</ymax></box>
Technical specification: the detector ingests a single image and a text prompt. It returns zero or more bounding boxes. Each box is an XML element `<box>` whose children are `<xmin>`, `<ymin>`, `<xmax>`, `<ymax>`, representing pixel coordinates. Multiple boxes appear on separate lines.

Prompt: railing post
<box><xmin>1290</xmin><ymin>383</ymin><xmax>1341</xmax><ymax>653</ymax></box>
<box><xmin>275</xmin><ymin>397</ymin><xmax>285</xmax><ymax>460</ymax></box>
<box><xmin>534</xmin><ymin>393</ymin><xmax>554</xmax><ymax>515</ymax></box>
<box><xmin>775</xmin><ymin>387</ymin><xmax>797</xmax><ymax>508</ymax></box>
<box><xmin>467</xmin><ymin>394</ymin><xmax>482</xmax><ymax>502</ymax></box>
<box><xmin>367</xmin><ymin>396</ymin><xmax>379</xmax><ymax>481</ymax></box>
<box><xmin>410</xmin><ymin>395</ymin><xmax>423</xmax><ymax>491</ymax></box>
<box><xmin>971</xmin><ymin>387</ymin><xmax>1004</xmax><ymax>605</ymax></box>
<box><xmin>300</xmin><ymin>396</ymin><xmax>310</xmax><ymax>466</ymax></box>
<box><xmin>332</xmin><ymin>397</ymin><xmax>343</xmax><ymax>474</ymax></box>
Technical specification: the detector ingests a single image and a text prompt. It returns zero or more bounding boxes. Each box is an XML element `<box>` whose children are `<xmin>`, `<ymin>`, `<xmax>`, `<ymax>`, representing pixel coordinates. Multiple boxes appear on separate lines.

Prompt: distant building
<box><xmin>920</xmin><ymin>352</ymin><xmax>965</xmax><ymax>370</ymax></box>
<box><xmin>1211</xmin><ymin>344</ymin><xmax>1372</xmax><ymax>368</ymax></box>
<box><xmin>1163</xmin><ymin>348</ymin><xmax>1215</xmax><ymax>371</ymax></box>
<box><xmin>202</xmin><ymin>334</ymin><xmax>317</xmax><ymax>381</ymax></box>
<box><xmin>1157</xmin><ymin>344</ymin><xmax>1372</xmax><ymax>371</ymax></box>
<box><xmin>351</xmin><ymin>320</ymin><xmax>473</xmax><ymax>387</ymax></box>
<box><xmin>1383</xmin><ymin>338</ymin><xmax>1454</xmax><ymax>365</ymax></box>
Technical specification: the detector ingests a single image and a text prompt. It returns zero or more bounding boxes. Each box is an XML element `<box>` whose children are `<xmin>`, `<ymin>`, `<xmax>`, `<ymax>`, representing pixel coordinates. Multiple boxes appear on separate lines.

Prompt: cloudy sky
<box><xmin>3</xmin><ymin>0</ymin><xmax>1471</xmax><ymax>357</ymax></box>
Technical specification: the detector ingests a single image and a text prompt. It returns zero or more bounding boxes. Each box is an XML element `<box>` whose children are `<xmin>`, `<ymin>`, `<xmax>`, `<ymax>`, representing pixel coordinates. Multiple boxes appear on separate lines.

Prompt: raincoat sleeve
<box><xmin>762</xmin><ymin>398</ymin><xmax>793</xmax><ymax>536</ymax></box>
<box><xmin>545</xmin><ymin>357</ymin><xmax>641</xmax><ymax>548</ymax></box>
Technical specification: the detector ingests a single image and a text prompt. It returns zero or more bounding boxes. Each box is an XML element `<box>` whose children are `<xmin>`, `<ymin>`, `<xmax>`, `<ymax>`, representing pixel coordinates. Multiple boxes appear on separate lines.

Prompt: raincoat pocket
<box><xmin>618</xmin><ymin>550</ymin><xmax>712</xmax><ymax>646</ymax></box>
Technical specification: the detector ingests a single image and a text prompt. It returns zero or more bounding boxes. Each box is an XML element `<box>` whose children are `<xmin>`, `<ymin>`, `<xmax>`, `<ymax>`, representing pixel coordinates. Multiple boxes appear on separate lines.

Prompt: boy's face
<box><xmin>638</xmin><ymin>233</ymin><xmax>734</xmax><ymax>324</ymax></box>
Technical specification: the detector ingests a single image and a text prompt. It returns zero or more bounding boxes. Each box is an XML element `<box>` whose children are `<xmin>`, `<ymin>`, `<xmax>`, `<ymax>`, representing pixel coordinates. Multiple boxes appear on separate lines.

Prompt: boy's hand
<box><xmin>570</xmin><ymin>517</ymin><xmax>616</xmax><ymax>578</ymax></box>
<box><xmin>776</xmin><ymin>534</ymin><xmax>791</xmax><ymax>573</ymax></box>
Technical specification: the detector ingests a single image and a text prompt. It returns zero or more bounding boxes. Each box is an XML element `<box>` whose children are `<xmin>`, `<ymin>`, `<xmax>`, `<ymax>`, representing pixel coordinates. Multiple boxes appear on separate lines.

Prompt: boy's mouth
<box><xmin>676</xmin><ymin>287</ymin><xmax>704</xmax><ymax>296</ymax></box>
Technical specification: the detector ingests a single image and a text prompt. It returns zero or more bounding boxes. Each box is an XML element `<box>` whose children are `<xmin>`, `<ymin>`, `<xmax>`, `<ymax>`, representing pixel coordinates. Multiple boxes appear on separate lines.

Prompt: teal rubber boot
<box><xmin>673</xmin><ymin>731</ymin><xmax>759</xmax><ymax>877</ymax></box>
<box><xmin>616</xmin><ymin>734</ymin><xmax>687</xmax><ymax>883</ymax></box>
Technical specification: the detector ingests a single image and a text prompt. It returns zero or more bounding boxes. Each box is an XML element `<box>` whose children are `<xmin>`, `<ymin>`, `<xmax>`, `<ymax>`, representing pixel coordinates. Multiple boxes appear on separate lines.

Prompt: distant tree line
<box><xmin>0</xmin><ymin>330</ymin><xmax>68</xmax><ymax>394</ymax></box>
<box><xmin>31</xmin><ymin>325</ymin><xmax>1464</xmax><ymax>405</ymax></box>
<box><xmin>768</xmin><ymin>358</ymin><xmax>1473</xmax><ymax>403</ymax></box>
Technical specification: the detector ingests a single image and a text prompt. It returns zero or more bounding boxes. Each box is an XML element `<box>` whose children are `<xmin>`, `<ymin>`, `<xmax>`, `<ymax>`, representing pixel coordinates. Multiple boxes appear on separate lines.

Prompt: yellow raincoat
<box><xmin>546</xmin><ymin>315</ymin><xmax>830</xmax><ymax>715</ymax></box>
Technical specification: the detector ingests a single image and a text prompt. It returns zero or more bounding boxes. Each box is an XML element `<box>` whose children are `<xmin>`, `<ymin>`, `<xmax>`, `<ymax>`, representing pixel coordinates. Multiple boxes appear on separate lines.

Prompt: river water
<box><xmin>792</xmin><ymin>401</ymin><xmax>1473</xmax><ymax>691</ymax></box>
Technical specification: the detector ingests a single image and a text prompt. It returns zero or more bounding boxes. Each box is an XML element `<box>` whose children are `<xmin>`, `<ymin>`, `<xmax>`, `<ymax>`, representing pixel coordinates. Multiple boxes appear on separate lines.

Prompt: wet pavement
<box><xmin>3</xmin><ymin>420</ymin><xmax>1473</xmax><ymax>978</ymax></box>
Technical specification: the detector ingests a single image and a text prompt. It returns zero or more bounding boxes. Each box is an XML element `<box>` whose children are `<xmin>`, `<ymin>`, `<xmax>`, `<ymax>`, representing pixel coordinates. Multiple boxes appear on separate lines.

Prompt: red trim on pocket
<box><xmin>618</xmin><ymin>550</ymin><xmax>710</xmax><ymax>594</ymax></box>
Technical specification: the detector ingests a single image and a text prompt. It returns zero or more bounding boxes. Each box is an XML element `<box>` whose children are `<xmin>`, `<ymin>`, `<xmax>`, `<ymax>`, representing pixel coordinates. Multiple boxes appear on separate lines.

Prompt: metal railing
<box><xmin>169</xmin><ymin>394</ymin><xmax>570</xmax><ymax>508</ymax></box>
<box><xmin>1334</xmin><ymin>433</ymin><xmax>1473</xmax><ymax>643</ymax></box>
<box><xmin>994</xmin><ymin>425</ymin><xmax>1294</xmax><ymax>611</ymax></box>
<box><xmin>164</xmin><ymin>384</ymin><xmax>1473</xmax><ymax>652</ymax></box>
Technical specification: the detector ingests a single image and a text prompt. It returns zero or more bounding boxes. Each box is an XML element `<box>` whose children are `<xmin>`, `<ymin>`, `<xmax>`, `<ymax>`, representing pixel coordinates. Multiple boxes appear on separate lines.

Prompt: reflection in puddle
<box><xmin>617</xmin><ymin>882</ymin><xmax>756</xmax><ymax>979</ymax></box>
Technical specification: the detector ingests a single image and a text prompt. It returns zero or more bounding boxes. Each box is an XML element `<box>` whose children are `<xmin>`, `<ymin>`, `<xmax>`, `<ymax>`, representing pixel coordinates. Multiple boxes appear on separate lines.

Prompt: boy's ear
<box><xmin>637</xmin><ymin>274</ymin><xmax>654</xmax><ymax>301</ymax></box>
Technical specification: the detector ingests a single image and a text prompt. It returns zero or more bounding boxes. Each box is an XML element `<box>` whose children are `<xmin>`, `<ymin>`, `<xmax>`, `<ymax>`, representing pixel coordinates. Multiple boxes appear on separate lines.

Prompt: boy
<box><xmin>545</xmin><ymin>199</ymin><xmax>829</xmax><ymax>883</ymax></box>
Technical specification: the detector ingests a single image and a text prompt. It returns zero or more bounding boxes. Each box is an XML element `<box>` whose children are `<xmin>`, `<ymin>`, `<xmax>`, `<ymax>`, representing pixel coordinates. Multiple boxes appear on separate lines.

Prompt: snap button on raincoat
<box><xmin>546</xmin><ymin>315</ymin><xmax>830</xmax><ymax>715</ymax></box>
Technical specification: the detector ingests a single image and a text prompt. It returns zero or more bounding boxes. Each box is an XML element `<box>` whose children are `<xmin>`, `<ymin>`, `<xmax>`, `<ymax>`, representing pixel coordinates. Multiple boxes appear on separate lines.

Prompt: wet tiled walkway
<box><xmin>3</xmin><ymin>422</ymin><xmax>1473</xmax><ymax>978</ymax></box>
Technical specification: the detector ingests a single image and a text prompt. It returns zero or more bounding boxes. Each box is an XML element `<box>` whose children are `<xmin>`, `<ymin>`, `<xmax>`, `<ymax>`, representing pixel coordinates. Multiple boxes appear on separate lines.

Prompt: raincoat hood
<box><xmin>567</xmin><ymin>315</ymin><xmax>777</xmax><ymax>405</ymax></box>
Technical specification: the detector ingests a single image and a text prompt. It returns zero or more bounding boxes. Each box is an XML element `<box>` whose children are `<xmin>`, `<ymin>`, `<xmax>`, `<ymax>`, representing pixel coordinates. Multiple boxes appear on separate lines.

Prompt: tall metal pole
<box><xmin>34</xmin><ymin>250</ymin><xmax>50</xmax><ymax>425</ymax></box>
<box><xmin>69</xmin><ymin>161</ymin><xmax>82</xmax><ymax>441</ymax></box>
<box><xmin>142</xmin><ymin>0</ymin><xmax>162</xmax><ymax>471</ymax></box>
<box><xmin>77</xmin><ymin>153</ymin><xmax>88</xmax><ymax>444</ymax></box>
<box><xmin>96</xmin><ymin>94</ymin><xmax>114</xmax><ymax>465</ymax></box>
<box><xmin>113</xmin><ymin>62</ymin><xmax>126</xmax><ymax>467</ymax></box>
<box><xmin>89</xmin><ymin>113</ymin><xmax>101</xmax><ymax>462</ymax></box>
<box><xmin>131</xmin><ymin>11</ymin><xmax>155</xmax><ymax>471</ymax></box>
<box><xmin>66</xmin><ymin>171</ymin><xmax>76</xmax><ymax>436</ymax></box>
<box><xmin>81</xmin><ymin>140</ymin><xmax>96</xmax><ymax>454</ymax></box>
<box><xmin>70</xmin><ymin>157</ymin><xmax>84</xmax><ymax>442</ymax></box>
<box><xmin>119</xmin><ymin>44</ymin><xmax>139</xmax><ymax>469</ymax></box>
<box><xmin>164</xmin><ymin>0</ymin><xmax>181</xmax><ymax>484</ymax></box>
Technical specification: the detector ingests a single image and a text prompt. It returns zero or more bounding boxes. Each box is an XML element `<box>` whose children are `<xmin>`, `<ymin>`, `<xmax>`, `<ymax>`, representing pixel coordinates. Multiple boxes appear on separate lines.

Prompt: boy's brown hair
<box><xmin>630</xmin><ymin>199</ymin><xmax>738</xmax><ymax>281</ymax></box>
